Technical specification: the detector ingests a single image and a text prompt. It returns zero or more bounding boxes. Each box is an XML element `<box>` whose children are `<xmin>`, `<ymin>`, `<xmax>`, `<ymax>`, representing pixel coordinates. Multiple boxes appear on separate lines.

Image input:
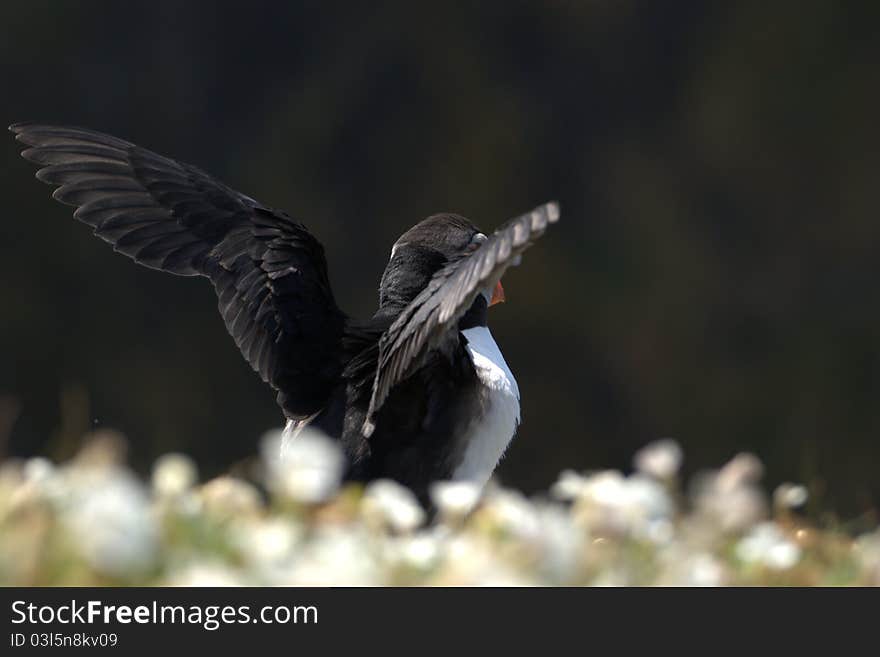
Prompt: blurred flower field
<box><xmin>1</xmin><ymin>430</ymin><xmax>878</xmax><ymax>586</ymax></box>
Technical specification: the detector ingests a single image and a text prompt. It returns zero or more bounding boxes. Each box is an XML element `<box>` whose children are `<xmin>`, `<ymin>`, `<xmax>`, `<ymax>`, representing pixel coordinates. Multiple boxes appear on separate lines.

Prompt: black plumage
<box><xmin>365</xmin><ymin>202</ymin><xmax>558</xmax><ymax>435</ymax></box>
<box><xmin>11</xmin><ymin>122</ymin><xmax>558</xmax><ymax>501</ymax></box>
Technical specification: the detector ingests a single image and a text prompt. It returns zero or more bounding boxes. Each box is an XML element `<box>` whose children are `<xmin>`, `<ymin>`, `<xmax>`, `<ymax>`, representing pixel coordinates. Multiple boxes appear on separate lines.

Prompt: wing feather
<box><xmin>11</xmin><ymin>122</ymin><xmax>346</xmax><ymax>419</ymax></box>
<box><xmin>362</xmin><ymin>201</ymin><xmax>559</xmax><ymax>435</ymax></box>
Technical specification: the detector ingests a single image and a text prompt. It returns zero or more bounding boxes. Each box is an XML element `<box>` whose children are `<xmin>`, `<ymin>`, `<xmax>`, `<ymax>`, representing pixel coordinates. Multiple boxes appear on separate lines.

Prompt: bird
<box><xmin>10</xmin><ymin>122</ymin><xmax>559</xmax><ymax>502</ymax></box>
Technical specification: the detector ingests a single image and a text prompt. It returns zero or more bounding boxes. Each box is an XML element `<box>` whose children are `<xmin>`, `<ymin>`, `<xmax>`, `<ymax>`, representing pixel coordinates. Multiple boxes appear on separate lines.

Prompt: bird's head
<box><xmin>378</xmin><ymin>213</ymin><xmax>505</xmax><ymax>317</ymax></box>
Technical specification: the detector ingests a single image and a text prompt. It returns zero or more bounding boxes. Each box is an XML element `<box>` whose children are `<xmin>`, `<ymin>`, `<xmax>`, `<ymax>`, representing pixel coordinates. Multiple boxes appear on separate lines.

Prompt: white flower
<box><xmin>7</xmin><ymin>457</ymin><xmax>64</xmax><ymax>509</ymax></box>
<box><xmin>362</xmin><ymin>479</ymin><xmax>425</xmax><ymax>533</ymax></box>
<box><xmin>716</xmin><ymin>453</ymin><xmax>764</xmax><ymax>490</ymax></box>
<box><xmin>383</xmin><ymin>532</ymin><xmax>442</xmax><ymax>571</ymax></box>
<box><xmin>235</xmin><ymin>518</ymin><xmax>301</xmax><ymax>569</ymax></box>
<box><xmin>572</xmin><ymin>471</ymin><xmax>673</xmax><ymax>540</ymax></box>
<box><xmin>151</xmin><ymin>453</ymin><xmax>197</xmax><ymax>498</ymax></box>
<box><xmin>773</xmin><ymin>483</ymin><xmax>808</xmax><ymax>510</ymax></box>
<box><xmin>736</xmin><ymin>522</ymin><xmax>801</xmax><ymax>570</ymax></box>
<box><xmin>634</xmin><ymin>439</ymin><xmax>683</xmax><ymax>480</ymax></box>
<box><xmin>691</xmin><ymin>453</ymin><xmax>767</xmax><ymax>532</ymax></box>
<box><xmin>583</xmin><ymin>470</ymin><xmax>627</xmax><ymax>504</ymax></box>
<box><xmin>429</xmin><ymin>481</ymin><xmax>481</xmax><ymax>518</ymax></box>
<box><xmin>278</xmin><ymin>526</ymin><xmax>379</xmax><ymax>586</ymax></box>
<box><xmin>551</xmin><ymin>469</ymin><xmax>589</xmax><ymax>501</ymax></box>
<box><xmin>438</xmin><ymin>533</ymin><xmax>536</xmax><ymax>586</ymax></box>
<box><xmin>481</xmin><ymin>488</ymin><xmax>540</xmax><ymax>541</ymax></box>
<box><xmin>622</xmin><ymin>475</ymin><xmax>673</xmax><ymax>520</ymax></box>
<box><xmin>23</xmin><ymin>457</ymin><xmax>55</xmax><ymax>484</ymax></box>
<box><xmin>399</xmin><ymin>533</ymin><xmax>441</xmax><ymax>569</ymax></box>
<box><xmin>198</xmin><ymin>476</ymin><xmax>263</xmax><ymax>516</ymax></box>
<box><xmin>263</xmin><ymin>427</ymin><xmax>344</xmax><ymax>504</ymax></box>
<box><xmin>63</xmin><ymin>467</ymin><xmax>158</xmax><ymax>576</ymax></box>
<box><xmin>72</xmin><ymin>430</ymin><xmax>128</xmax><ymax>468</ymax></box>
<box><xmin>532</xmin><ymin>502</ymin><xmax>585</xmax><ymax>580</ymax></box>
<box><xmin>645</xmin><ymin>518</ymin><xmax>675</xmax><ymax>544</ymax></box>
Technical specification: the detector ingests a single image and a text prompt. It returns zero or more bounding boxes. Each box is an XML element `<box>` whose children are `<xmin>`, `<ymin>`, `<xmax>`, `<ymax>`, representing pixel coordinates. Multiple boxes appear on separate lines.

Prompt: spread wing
<box><xmin>10</xmin><ymin>122</ymin><xmax>346</xmax><ymax>418</ymax></box>
<box><xmin>362</xmin><ymin>201</ymin><xmax>560</xmax><ymax>435</ymax></box>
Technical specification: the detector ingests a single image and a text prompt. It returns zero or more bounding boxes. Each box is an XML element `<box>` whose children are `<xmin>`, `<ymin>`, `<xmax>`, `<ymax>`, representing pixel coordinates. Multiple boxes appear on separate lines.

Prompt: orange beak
<box><xmin>489</xmin><ymin>280</ymin><xmax>505</xmax><ymax>307</ymax></box>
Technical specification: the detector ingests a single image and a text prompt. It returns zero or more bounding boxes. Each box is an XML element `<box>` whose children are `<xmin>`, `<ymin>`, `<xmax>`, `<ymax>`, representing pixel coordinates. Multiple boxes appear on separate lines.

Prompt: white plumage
<box><xmin>453</xmin><ymin>326</ymin><xmax>521</xmax><ymax>487</ymax></box>
<box><xmin>282</xmin><ymin>325</ymin><xmax>521</xmax><ymax>491</ymax></box>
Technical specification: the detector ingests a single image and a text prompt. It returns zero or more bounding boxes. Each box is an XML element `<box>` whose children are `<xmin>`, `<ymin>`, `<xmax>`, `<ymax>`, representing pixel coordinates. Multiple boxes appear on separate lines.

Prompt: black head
<box><xmin>379</xmin><ymin>213</ymin><xmax>484</xmax><ymax>311</ymax></box>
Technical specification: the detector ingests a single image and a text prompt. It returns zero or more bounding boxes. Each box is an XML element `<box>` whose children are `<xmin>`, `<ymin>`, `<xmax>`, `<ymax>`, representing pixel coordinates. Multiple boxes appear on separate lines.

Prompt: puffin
<box><xmin>10</xmin><ymin>123</ymin><xmax>559</xmax><ymax>501</ymax></box>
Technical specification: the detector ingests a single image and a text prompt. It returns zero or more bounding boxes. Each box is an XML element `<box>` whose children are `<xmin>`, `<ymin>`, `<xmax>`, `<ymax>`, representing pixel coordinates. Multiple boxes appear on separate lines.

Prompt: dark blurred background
<box><xmin>1</xmin><ymin>1</ymin><xmax>878</xmax><ymax>518</ymax></box>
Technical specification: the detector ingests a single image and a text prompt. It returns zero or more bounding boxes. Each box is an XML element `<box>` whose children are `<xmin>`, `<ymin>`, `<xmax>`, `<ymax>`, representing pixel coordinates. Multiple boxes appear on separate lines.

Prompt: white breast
<box><xmin>453</xmin><ymin>326</ymin><xmax>521</xmax><ymax>487</ymax></box>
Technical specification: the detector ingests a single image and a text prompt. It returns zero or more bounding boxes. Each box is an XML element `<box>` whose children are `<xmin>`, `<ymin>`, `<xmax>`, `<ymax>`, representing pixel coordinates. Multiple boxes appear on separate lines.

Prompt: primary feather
<box><xmin>11</xmin><ymin>122</ymin><xmax>346</xmax><ymax>419</ymax></box>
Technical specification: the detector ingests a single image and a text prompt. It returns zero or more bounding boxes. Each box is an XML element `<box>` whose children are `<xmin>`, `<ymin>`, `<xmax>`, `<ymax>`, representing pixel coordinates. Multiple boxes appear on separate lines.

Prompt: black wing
<box><xmin>10</xmin><ymin>122</ymin><xmax>346</xmax><ymax>419</ymax></box>
<box><xmin>362</xmin><ymin>201</ymin><xmax>560</xmax><ymax>435</ymax></box>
